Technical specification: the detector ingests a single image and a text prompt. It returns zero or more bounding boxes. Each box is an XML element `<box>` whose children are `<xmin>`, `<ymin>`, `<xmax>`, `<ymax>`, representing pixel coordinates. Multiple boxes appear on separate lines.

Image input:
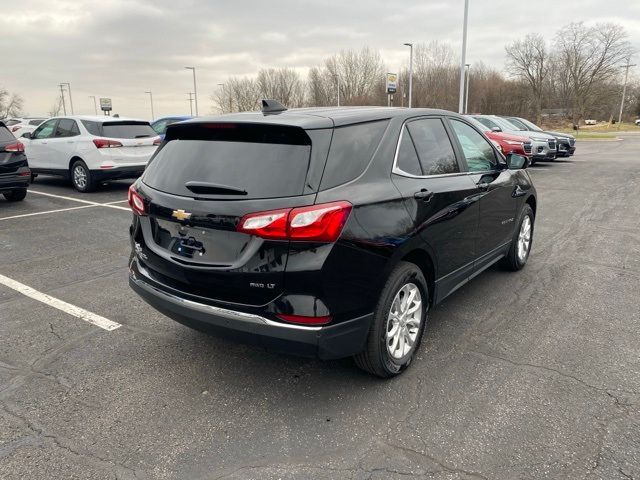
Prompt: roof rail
<box><xmin>261</xmin><ymin>99</ymin><xmax>287</xmax><ymax>114</ymax></box>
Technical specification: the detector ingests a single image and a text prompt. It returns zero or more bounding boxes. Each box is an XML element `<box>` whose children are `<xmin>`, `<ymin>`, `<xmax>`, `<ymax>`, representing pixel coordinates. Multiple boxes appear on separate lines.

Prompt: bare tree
<box><xmin>212</xmin><ymin>77</ymin><xmax>260</xmax><ymax>113</ymax></box>
<box><xmin>555</xmin><ymin>22</ymin><xmax>634</xmax><ymax>123</ymax></box>
<box><xmin>505</xmin><ymin>34</ymin><xmax>549</xmax><ymax>124</ymax></box>
<box><xmin>257</xmin><ymin>68</ymin><xmax>306</xmax><ymax>107</ymax></box>
<box><xmin>0</xmin><ymin>89</ymin><xmax>24</xmax><ymax>119</ymax></box>
<box><xmin>324</xmin><ymin>47</ymin><xmax>386</xmax><ymax>105</ymax></box>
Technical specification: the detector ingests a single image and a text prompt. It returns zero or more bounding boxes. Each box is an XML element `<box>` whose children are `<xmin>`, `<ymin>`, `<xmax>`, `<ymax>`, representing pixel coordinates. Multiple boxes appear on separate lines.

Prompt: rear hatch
<box><xmin>134</xmin><ymin>121</ymin><xmax>330</xmax><ymax>306</ymax></box>
<box><xmin>92</xmin><ymin>121</ymin><xmax>159</xmax><ymax>166</ymax></box>
<box><xmin>0</xmin><ymin>124</ymin><xmax>27</xmax><ymax>176</ymax></box>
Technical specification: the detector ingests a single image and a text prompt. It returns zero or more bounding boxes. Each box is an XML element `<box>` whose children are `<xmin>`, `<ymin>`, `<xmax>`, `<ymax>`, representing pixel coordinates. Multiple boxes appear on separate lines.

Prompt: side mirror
<box><xmin>491</xmin><ymin>126</ymin><xmax>502</xmax><ymax>133</ymax></box>
<box><xmin>506</xmin><ymin>153</ymin><xmax>528</xmax><ymax>170</ymax></box>
<box><xmin>21</xmin><ymin>132</ymin><xmax>32</xmax><ymax>139</ymax></box>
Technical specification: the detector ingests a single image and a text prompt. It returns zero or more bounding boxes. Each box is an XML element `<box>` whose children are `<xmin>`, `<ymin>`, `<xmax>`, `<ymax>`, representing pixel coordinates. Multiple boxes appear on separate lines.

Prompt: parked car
<box><xmin>9</xmin><ymin>117</ymin><xmax>47</xmax><ymax>138</ymax></box>
<box><xmin>585</xmin><ymin>119</ymin><xmax>597</xmax><ymax>126</ymax></box>
<box><xmin>472</xmin><ymin>115</ymin><xmax>557</xmax><ymax>164</ymax></box>
<box><xmin>635</xmin><ymin>119</ymin><xmax>640</xmax><ymax>126</ymax></box>
<box><xmin>128</xmin><ymin>103</ymin><xmax>537</xmax><ymax>378</ymax></box>
<box><xmin>21</xmin><ymin>116</ymin><xmax>160</xmax><ymax>192</ymax></box>
<box><xmin>504</xmin><ymin>116</ymin><xmax>576</xmax><ymax>157</ymax></box>
<box><xmin>0</xmin><ymin>121</ymin><xmax>30</xmax><ymax>202</ymax></box>
<box><xmin>465</xmin><ymin>115</ymin><xmax>533</xmax><ymax>160</ymax></box>
<box><xmin>151</xmin><ymin>116</ymin><xmax>192</xmax><ymax>140</ymax></box>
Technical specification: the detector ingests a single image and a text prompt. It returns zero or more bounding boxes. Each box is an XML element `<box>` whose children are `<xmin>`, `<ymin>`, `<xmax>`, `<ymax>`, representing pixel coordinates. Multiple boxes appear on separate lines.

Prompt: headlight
<box><xmin>531</xmin><ymin>137</ymin><xmax>548</xmax><ymax>142</ymax></box>
<box><xmin>504</xmin><ymin>140</ymin><xmax>522</xmax><ymax>146</ymax></box>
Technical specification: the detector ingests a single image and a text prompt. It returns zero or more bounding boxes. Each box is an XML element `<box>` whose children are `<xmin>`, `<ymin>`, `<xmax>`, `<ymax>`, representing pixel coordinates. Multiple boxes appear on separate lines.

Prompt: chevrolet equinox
<box><xmin>128</xmin><ymin>102</ymin><xmax>537</xmax><ymax>378</ymax></box>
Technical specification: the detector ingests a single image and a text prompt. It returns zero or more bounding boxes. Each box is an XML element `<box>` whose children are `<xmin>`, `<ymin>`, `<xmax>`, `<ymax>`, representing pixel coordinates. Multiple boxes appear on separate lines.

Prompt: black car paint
<box><xmin>129</xmin><ymin>108</ymin><xmax>536</xmax><ymax>359</ymax></box>
<box><xmin>0</xmin><ymin>122</ymin><xmax>30</xmax><ymax>195</ymax></box>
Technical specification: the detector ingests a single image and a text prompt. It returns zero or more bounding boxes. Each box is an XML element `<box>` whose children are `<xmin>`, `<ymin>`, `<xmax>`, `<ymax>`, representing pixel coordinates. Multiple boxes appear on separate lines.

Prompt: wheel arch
<box><xmin>525</xmin><ymin>194</ymin><xmax>536</xmax><ymax>217</ymax></box>
<box><xmin>400</xmin><ymin>249</ymin><xmax>435</xmax><ymax>306</ymax></box>
<box><xmin>68</xmin><ymin>156</ymin><xmax>85</xmax><ymax>172</ymax></box>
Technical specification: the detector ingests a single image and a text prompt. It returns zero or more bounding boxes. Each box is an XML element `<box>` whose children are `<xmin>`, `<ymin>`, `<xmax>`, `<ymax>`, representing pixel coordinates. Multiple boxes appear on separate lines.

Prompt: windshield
<box><xmin>518</xmin><ymin>118</ymin><xmax>543</xmax><ymax>132</ymax></box>
<box><xmin>465</xmin><ymin>116</ymin><xmax>491</xmax><ymax>132</ymax></box>
<box><xmin>493</xmin><ymin>117</ymin><xmax>525</xmax><ymax>132</ymax></box>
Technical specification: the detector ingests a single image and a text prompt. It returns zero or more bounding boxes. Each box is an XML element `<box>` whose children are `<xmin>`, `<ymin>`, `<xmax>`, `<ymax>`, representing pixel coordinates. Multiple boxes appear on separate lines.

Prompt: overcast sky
<box><xmin>3</xmin><ymin>0</ymin><xmax>639</xmax><ymax>119</ymax></box>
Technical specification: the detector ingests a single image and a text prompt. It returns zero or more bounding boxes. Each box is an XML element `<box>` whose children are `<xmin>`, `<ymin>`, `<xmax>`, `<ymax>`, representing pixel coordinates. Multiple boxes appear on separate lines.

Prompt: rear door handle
<box><xmin>413</xmin><ymin>189</ymin><xmax>434</xmax><ymax>202</ymax></box>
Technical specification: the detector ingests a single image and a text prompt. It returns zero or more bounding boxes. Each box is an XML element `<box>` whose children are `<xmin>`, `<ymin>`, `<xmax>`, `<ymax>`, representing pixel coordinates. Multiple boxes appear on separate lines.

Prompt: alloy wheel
<box><xmin>73</xmin><ymin>165</ymin><xmax>87</xmax><ymax>189</ymax></box>
<box><xmin>517</xmin><ymin>215</ymin><xmax>532</xmax><ymax>262</ymax></box>
<box><xmin>386</xmin><ymin>283</ymin><xmax>422</xmax><ymax>360</ymax></box>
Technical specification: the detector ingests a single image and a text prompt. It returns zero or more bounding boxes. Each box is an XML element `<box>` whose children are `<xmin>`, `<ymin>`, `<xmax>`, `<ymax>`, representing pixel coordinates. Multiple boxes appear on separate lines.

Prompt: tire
<box><xmin>354</xmin><ymin>261</ymin><xmax>429</xmax><ymax>378</ymax></box>
<box><xmin>3</xmin><ymin>188</ymin><xmax>27</xmax><ymax>202</ymax></box>
<box><xmin>70</xmin><ymin>160</ymin><xmax>95</xmax><ymax>192</ymax></box>
<box><xmin>30</xmin><ymin>173</ymin><xmax>37</xmax><ymax>183</ymax></box>
<box><xmin>501</xmin><ymin>204</ymin><xmax>534</xmax><ymax>271</ymax></box>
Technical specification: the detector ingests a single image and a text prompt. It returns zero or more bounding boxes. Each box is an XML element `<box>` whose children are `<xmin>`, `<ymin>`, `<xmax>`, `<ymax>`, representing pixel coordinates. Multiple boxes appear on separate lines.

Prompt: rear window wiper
<box><xmin>185</xmin><ymin>181</ymin><xmax>248</xmax><ymax>196</ymax></box>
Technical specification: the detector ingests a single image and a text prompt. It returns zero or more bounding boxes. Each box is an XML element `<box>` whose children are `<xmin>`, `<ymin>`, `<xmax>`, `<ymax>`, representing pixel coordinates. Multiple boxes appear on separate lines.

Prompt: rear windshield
<box><xmin>80</xmin><ymin>120</ymin><xmax>155</xmax><ymax>138</ymax></box>
<box><xmin>0</xmin><ymin>126</ymin><xmax>15</xmax><ymax>142</ymax></box>
<box><xmin>102</xmin><ymin>121</ymin><xmax>156</xmax><ymax>139</ymax></box>
<box><xmin>143</xmin><ymin>123</ymin><xmax>313</xmax><ymax>199</ymax></box>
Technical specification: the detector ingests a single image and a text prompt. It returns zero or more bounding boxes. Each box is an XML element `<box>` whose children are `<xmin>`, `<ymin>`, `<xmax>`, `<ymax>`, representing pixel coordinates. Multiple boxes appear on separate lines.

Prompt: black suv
<box><xmin>128</xmin><ymin>103</ymin><xmax>537</xmax><ymax>377</ymax></box>
<box><xmin>0</xmin><ymin>122</ymin><xmax>30</xmax><ymax>202</ymax></box>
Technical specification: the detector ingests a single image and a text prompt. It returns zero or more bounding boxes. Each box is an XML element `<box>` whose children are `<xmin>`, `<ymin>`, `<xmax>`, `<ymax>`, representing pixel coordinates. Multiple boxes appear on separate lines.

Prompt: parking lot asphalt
<box><xmin>1</xmin><ymin>136</ymin><xmax>639</xmax><ymax>480</ymax></box>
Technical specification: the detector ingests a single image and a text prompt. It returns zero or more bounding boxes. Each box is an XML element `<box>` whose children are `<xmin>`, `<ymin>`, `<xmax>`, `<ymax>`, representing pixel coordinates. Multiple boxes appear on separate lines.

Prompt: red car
<box><xmin>466</xmin><ymin>116</ymin><xmax>532</xmax><ymax>159</ymax></box>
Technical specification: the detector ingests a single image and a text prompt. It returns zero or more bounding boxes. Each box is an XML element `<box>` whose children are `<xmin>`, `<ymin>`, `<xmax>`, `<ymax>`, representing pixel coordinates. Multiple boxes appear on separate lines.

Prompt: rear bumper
<box><xmin>0</xmin><ymin>174</ymin><xmax>29</xmax><ymax>192</ymax></box>
<box><xmin>128</xmin><ymin>257</ymin><xmax>372</xmax><ymax>360</ymax></box>
<box><xmin>92</xmin><ymin>165</ymin><xmax>145</xmax><ymax>182</ymax></box>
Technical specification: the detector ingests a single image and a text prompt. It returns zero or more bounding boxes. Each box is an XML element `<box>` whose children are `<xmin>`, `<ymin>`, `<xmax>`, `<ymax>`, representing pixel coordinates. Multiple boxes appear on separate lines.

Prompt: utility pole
<box><xmin>618</xmin><ymin>58</ymin><xmax>636</xmax><ymax>127</ymax></box>
<box><xmin>464</xmin><ymin>64</ymin><xmax>471</xmax><ymax>114</ymax></box>
<box><xmin>61</xmin><ymin>83</ymin><xmax>74</xmax><ymax>114</ymax></box>
<box><xmin>89</xmin><ymin>96</ymin><xmax>97</xmax><ymax>115</ymax></box>
<box><xmin>187</xmin><ymin>92</ymin><xmax>194</xmax><ymax>116</ymax></box>
<box><xmin>404</xmin><ymin>43</ymin><xmax>414</xmax><ymax>108</ymax></box>
<box><xmin>185</xmin><ymin>67</ymin><xmax>198</xmax><ymax>116</ymax></box>
<box><xmin>59</xmin><ymin>84</ymin><xmax>67</xmax><ymax>115</ymax></box>
<box><xmin>458</xmin><ymin>0</ymin><xmax>469</xmax><ymax>114</ymax></box>
<box><xmin>145</xmin><ymin>91</ymin><xmax>154</xmax><ymax>120</ymax></box>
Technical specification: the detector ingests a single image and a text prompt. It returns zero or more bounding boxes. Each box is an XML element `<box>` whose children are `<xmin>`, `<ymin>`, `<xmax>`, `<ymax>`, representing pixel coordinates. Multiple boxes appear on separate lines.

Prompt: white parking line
<box><xmin>0</xmin><ymin>274</ymin><xmax>121</xmax><ymax>331</ymax></box>
<box><xmin>28</xmin><ymin>190</ymin><xmax>131</xmax><ymax>211</ymax></box>
<box><xmin>0</xmin><ymin>204</ymin><xmax>97</xmax><ymax>221</ymax></box>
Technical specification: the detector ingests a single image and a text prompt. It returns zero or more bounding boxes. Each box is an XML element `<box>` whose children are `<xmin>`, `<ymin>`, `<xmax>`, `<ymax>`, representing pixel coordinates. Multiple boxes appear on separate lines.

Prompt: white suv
<box><xmin>22</xmin><ymin>116</ymin><xmax>160</xmax><ymax>192</ymax></box>
<box><xmin>8</xmin><ymin>117</ymin><xmax>46</xmax><ymax>138</ymax></box>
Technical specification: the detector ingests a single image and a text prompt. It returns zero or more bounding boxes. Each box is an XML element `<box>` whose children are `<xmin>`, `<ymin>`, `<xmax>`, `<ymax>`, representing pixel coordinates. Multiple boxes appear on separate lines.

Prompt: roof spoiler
<box><xmin>261</xmin><ymin>99</ymin><xmax>287</xmax><ymax>114</ymax></box>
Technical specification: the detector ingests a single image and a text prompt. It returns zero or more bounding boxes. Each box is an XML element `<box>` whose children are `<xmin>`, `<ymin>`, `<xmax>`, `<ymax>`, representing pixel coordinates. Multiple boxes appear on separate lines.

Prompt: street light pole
<box><xmin>62</xmin><ymin>82</ymin><xmax>74</xmax><ymax>114</ymax></box>
<box><xmin>458</xmin><ymin>0</ymin><xmax>469</xmax><ymax>114</ymax></box>
<box><xmin>187</xmin><ymin>93</ymin><xmax>194</xmax><ymax>116</ymax></box>
<box><xmin>618</xmin><ymin>58</ymin><xmax>636</xmax><ymax>127</ymax></box>
<box><xmin>145</xmin><ymin>91</ymin><xmax>154</xmax><ymax>120</ymax></box>
<box><xmin>464</xmin><ymin>64</ymin><xmax>471</xmax><ymax>114</ymax></box>
<box><xmin>59</xmin><ymin>84</ymin><xmax>67</xmax><ymax>115</ymax></box>
<box><xmin>89</xmin><ymin>96</ymin><xmax>97</xmax><ymax>115</ymax></box>
<box><xmin>404</xmin><ymin>43</ymin><xmax>413</xmax><ymax>108</ymax></box>
<box><xmin>185</xmin><ymin>67</ymin><xmax>198</xmax><ymax>116</ymax></box>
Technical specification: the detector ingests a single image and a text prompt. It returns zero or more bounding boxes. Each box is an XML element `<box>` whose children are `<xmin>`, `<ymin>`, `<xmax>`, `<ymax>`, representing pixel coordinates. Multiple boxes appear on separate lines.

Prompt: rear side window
<box><xmin>0</xmin><ymin>126</ymin><xmax>15</xmax><ymax>142</ymax></box>
<box><xmin>406</xmin><ymin>119</ymin><xmax>459</xmax><ymax>175</ymax></box>
<box><xmin>143</xmin><ymin>123</ymin><xmax>313</xmax><ymax>199</ymax></box>
<box><xmin>320</xmin><ymin>120</ymin><xmax>388</xmax><ymax>190</ymax></box>
<box><xmin>81</xmin><ymin>120</ymin><xmax>101</xmax><ymax>136</ymax></box>
<box><xmin>103</xmin><ymin>121</ymin><xmax>156</xmax><ymax>139</ymax></box>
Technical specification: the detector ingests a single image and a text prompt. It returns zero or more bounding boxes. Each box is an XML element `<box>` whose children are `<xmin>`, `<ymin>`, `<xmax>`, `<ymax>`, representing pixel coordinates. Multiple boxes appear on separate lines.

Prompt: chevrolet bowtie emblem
<box><xmin>171</xmin><ymin>209</ymin><xmax>192</xmax><ymax>221</ymax></box>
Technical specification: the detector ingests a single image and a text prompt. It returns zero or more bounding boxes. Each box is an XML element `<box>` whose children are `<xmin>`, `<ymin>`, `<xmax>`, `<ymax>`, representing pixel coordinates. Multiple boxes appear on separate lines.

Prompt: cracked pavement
<box><xmin>0</xmin><ymin>137</ymin><xmax>639</xmax><ymax>479</ymax></box>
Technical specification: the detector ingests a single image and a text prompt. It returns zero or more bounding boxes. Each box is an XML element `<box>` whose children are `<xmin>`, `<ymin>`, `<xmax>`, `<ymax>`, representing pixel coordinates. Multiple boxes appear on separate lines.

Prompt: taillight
<box><xmin>4</xmin><ymin>141</ymin><xmax>24</xmax><ymax>152</ymax></box>
<box><xmin>153</xmin><ymin>137</ymin><xmax>162</xmax><ymax>146</ymax></box>
<box><xmin>93</xmin><ymin>138</ymin><xmax>123</xmax><ymax>149</ymax></box>
<box><xmin>236</xmin><ymin>208</ymin><xmax>290</xmax><ymax>239</ymax></box>
<box><xmin>128</xmin><ymin>184</ymin><xmax>146</xmax><ymax>216</ymax></box>
<box><xmin>11</xmin><ymin>126</ymin><xmax>20</xmax><ymax>132</ymax></box>
<box><xmin>276</xmin><ymin>314</ymin><xmax>332</xmax><ymax>325</ymax></box>
<box><xmin>237</xmin><ymin>201</ymin><xmax>352</xmax><ymax>242</ymax></box>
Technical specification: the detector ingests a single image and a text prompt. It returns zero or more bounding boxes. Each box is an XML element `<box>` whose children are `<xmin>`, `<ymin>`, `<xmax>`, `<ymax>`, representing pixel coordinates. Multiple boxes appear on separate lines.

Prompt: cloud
<box><xmin>2</xmin><ymin>0</ymin><xmax>638</xmax><ymax>118</ymax></box>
